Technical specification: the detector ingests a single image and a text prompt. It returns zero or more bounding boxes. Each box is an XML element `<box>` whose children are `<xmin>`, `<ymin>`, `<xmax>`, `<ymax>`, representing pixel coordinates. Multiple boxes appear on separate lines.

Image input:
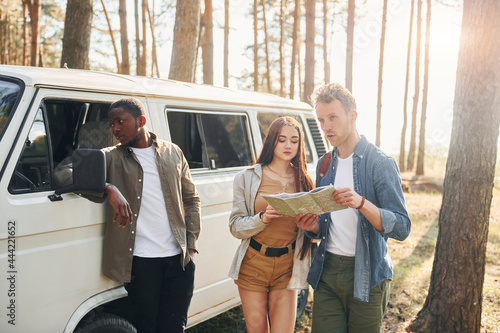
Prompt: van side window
<box><xmin>257</xmin><ymin>112</ymin><xmax>313</xmax><ymax>163</ymax></box>
<box><xmin>9</xmin><ymin>99</ymin><xmax>113</xmax><ymax>193</ymax></box>
<box><xmin>167</xmin><ymin>111</ymin><xmax>253</xmax><ymax>169</ymax></box>
<box><xmin>0</xmin><ymin>79</ymin><xmax>22</xmax><ymax>139</ymax></box>
<box><xmin>9</xmin><ymin>108</ymin><xmax>52</xmax><ymax>192</ymax></box>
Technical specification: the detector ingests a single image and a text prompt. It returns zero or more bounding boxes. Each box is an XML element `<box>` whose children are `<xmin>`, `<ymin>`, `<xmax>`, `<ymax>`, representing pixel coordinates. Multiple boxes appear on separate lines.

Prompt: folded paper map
<box><xmin>261</xmin><ymin>185</ymin><xmax>347</xmax><ymax>217</ymax></box>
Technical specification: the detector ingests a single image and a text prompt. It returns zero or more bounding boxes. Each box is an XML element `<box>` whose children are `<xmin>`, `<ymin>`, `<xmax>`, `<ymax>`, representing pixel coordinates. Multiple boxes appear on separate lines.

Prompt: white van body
<box><xmin>0</xmin><ymin>65</ymin><xmax>327</xmax><ymax>332</ymax></box>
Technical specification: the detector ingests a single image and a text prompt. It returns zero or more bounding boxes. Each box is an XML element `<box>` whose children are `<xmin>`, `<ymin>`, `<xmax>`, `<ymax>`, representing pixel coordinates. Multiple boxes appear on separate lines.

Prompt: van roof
<box><xmin>0</xmin><ymin>65</ymin><xmax>313</xmax><ymax>111</ymax></box>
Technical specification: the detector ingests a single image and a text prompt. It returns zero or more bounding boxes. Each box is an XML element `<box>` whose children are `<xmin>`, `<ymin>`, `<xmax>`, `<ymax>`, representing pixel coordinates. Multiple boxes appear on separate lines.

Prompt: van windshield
<box><xmin>0</xmin><ymin>80</ymin><xmax>22</xmax><ymax>139</ymax></box>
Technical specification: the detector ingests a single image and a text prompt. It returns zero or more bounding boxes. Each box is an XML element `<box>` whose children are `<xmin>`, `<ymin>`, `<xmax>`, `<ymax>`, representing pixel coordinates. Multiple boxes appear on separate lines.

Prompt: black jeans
<box><xmin>125</xmin><ymin>254</ymin><xmax>195</xmax><ymax>333</ymax></box>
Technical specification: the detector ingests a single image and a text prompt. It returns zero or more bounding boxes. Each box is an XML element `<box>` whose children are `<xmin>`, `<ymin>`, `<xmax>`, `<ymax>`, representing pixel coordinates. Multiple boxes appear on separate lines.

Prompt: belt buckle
<box><xmin>265</xmin><ymin>247</ymin><xmax>287</xmax><ymax>257</ymax></box>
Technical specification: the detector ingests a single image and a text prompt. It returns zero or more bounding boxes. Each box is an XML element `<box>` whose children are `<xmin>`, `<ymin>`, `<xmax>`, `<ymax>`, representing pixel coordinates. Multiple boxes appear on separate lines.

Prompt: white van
<box><xmin>0</xmin><ymin>65</ymin><xmax>328</xmax><ymax>332</ymax></box>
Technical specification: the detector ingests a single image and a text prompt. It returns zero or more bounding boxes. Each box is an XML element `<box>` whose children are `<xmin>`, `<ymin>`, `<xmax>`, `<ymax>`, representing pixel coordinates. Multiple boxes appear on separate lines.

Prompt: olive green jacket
<box><xmin>86</xmin><ymin>133</ymin><xmax>201</xmax><ymax>283</ymax></box>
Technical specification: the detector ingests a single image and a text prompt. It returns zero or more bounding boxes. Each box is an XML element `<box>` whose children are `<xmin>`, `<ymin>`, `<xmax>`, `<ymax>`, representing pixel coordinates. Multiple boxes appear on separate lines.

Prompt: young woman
<box><xmin>228</xmin><ymin>116</ymin><xmax>314</xmax><ymax>333</ymax></box>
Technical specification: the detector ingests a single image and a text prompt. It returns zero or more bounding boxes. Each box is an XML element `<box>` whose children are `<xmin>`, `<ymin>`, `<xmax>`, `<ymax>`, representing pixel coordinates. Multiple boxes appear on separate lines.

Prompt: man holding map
<box><xmin>295</xmin><ymin>83</ymin><xmax>411</xmax><ymax>333</ymax></box>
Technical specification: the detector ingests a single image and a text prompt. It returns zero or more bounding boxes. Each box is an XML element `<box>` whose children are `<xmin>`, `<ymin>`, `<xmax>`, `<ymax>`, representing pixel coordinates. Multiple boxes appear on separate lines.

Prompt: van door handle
<box><xmin>210</xmin><ymin>159</ymin><xmax>216</xmax><ymax>170</ymax></box>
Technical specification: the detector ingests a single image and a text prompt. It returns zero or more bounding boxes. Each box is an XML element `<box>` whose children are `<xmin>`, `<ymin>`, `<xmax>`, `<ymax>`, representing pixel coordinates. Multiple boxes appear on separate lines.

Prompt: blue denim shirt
<box><xmin>306</xmin><ymin>136</ymin><xmax>411</xmax><ymax>302</ymax></box>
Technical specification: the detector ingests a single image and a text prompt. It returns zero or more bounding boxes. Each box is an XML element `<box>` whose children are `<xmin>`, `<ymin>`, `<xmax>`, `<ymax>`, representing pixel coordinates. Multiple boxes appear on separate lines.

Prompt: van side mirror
<box><xmin>51</xmin><ymin>149</ymin><xmax>106</xmax><ymax>198</ymax></box>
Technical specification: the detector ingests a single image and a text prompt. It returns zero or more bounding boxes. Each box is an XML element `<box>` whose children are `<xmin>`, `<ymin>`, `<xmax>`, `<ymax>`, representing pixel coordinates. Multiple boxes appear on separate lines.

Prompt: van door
<box><xmin>0</xmin><ymin>89</ymin><xmax>146</xmax><ymax>332</ymax></box>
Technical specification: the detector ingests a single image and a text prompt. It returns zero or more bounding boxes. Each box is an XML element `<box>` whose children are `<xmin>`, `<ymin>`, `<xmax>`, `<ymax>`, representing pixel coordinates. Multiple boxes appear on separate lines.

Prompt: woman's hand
<box><xmin>261</xmin><ymin>204</ymin><xmax>282</xmax><ymax>224</ymax></box>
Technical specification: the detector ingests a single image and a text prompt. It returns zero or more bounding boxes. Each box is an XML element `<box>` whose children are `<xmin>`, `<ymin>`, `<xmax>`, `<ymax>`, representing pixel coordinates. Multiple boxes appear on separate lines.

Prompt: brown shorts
<box><xmin>235</xmin><ymin>243</ymin><xmax>294</xmax><ymax>292</ymax></box>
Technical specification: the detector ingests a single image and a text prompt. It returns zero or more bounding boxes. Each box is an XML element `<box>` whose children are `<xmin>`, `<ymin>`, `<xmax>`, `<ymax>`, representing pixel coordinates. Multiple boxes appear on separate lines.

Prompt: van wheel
<box><xmin>296</xmin><ymin>288</ymin><xmax>309</xmax><ymax>319</ymax></box>
<box><xmin>76</xmin><ymin>313</ymin><xmax>136</xmax><ymax>333</ymax></box>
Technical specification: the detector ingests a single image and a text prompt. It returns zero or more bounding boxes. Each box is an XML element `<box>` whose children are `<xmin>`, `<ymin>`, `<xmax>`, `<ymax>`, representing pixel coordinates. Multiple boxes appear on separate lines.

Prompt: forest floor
<box><xmin>187</xmin><ymin>174</ymin><xmax>500</xmax><ymax>332</ymax></box>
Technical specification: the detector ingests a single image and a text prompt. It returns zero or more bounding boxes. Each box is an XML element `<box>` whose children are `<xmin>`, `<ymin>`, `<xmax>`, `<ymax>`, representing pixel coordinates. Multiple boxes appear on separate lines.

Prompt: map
<box><xmin>261</xmin><ymin>185</ymin><xmax>347</xmax><ymax>217</ymax></box>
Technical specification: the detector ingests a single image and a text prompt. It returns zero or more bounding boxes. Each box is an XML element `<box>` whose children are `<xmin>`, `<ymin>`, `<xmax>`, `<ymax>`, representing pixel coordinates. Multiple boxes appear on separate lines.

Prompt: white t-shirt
<box><xmin>131</xmin><ymin>146</ymin><xmax>181</xmax><ymax>257</ymax></box>
<box><xmin>326</xmin><ymin>154</ymin><xmax>358</xmax><ymax>257</ymax></box>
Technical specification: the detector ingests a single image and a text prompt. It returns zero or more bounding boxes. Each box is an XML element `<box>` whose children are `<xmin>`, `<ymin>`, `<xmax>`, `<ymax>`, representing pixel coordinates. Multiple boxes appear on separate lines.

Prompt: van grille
<box><xmin>306</xmin><ymin>118</ymin><xmax>327</xmax><ymax>156</ymax></box>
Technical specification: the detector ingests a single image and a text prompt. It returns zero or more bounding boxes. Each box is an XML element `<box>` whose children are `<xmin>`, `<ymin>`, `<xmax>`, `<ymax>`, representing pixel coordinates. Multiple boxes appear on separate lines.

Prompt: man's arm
<box><xmin>105</xmin><ymin>184</ymin><xmax>133</xmax><ymax>228</ymax></box>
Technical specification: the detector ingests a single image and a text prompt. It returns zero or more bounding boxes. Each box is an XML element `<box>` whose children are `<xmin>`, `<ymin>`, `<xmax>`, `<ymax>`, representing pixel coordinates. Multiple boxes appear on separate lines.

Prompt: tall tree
<box><xmin>22</xmin><ymin>0</ymin><xmax>28</xmax><ymax>66</ymax></box>
<box><xmin>141</xmin><ymin>0</ymin><xmax>147</xmax><ymax>74</ymax></box>
<box><xmin>323</xmin><ymin>0</ymin><xmax>330</xmax><ymax>84</ymax></box>
<box><xmin>290</xmin><ymin>0</ymin><xmax>299</xmax><ymax>99</ymax></box>
<box><xmin>407</xmin><ymin>0</ymin><xmax>423</xmax><ymax>171</ymax></box>
<box><xmin>253</xmin><ymin>0</ymin><xmax>258</xmax><ymax>91</ymax></box>
<box><xmin>223</xmin><ymin>0</ymin><xmax>229</xmax><ymax>87</ymax></box>
<box><xmin>119</xmin><ymin>0</ymin><xmax>130</xmax><ymax>74</ymax></box>
<box><xmin>25</xmin><ymin>0</ymin><xmax>41</xmax><ymax>66</ymax></box>
<box><xmin>260</xmin><ymin>0</ymin><xmax>271</xmax><ymax>92</ymax></box>
<box><xmin>416</xmin><ymin>0</ymin><xmax>431</xmax><ymax>175</ymax></box>
<box><xmin>134</xmin><ymin>0</ymin><xmax>142</xmax><ymax>75</ymax></box>
<box><xmin>201</xmin><ymin>0</ymin><xmax>214</xmax><ymax>85</ymax></box>
<box><xmin>303</xmin><ymin>0</ymin><xmax>315</xmax><ymax>103</ymax></box>
<box><xmin>279</xmin><ymin>0</ymin><xmax>284</xmax><ymax>96</ymax></box>
<box><xmin>410</xmin><ymin>0</ymin><xmax>500</xmax><ymax>331</ymax></box>
<box><xmin>60</xmin><ymin>0</ymin><xmax>93</xmax><ymax>69</ymax></box>
<box><xmin>144</xmin><ymin>0</ymin><xmax>159</xmax><ymax>77</ymax></box>
<box><xmin>375</xmin><ymin>0</ymin><xmax>388</xmax><ymax>147</ymax></box>
<box><xmin>407</xmin><ymin>0</ymin><xmax>422</xmax><ymax>171</ymax></box>
<box><xmin>399</xmin><ymin>0</ymin><xmax>415</xmax><ymax>171</ymax></box>
<box><xmin>345</xmin><ymin>0</ymin><xmax>355</xmax><ymax>92</ymax></box>
<box><xmin>100</xmin><ymin>0</ymin><xmax>120</xmax><ymax>72</ymax></box>
<box><xmin>169</xmin><ymin>0</ymin><xmax>200</xmax><ymax>82</ymax></box>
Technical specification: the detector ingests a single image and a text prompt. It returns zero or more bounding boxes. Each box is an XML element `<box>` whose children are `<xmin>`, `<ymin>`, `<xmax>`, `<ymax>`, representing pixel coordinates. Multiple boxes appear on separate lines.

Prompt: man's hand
<box><xmin>188</xmin><ymin>249</ymin><xmax>196</xmax><ymax>262</ymax></box>
<box><xmin>105</xmin><ymin>184</ymin><xmax>132</xmax><ymax>228</ymax></box>
<box><xmin>332</xmin><ymin>187</ymin><xmax>363</xmax><ymax>209</ymax></box>
<box><xmin>295</xmin><ymin>213</ymin><xmax>320</xmax><ymax>234</ymax></box>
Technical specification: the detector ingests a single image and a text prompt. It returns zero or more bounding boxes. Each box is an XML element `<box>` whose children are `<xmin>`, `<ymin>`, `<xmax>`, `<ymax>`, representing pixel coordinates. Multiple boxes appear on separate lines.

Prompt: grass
<box><xmin>188</xmin><ymin>187</ymin><xmax>500</xmax><ymax>332</ymax></box>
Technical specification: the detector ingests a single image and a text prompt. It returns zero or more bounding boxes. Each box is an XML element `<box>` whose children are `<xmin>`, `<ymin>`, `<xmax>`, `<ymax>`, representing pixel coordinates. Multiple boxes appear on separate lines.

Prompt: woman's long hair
<box><xmin>256</xmin><ymin>116</ymin><xmax>314</xmax><ymax>260</ymax></box>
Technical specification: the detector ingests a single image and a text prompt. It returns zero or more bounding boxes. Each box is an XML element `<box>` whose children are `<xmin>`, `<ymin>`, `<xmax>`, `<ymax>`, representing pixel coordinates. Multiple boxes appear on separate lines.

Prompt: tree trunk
<box><xmin>279</xmin><ymin>0</ymin><xmax>284</xmax><ymax>96</ymax></box>
<box><xmin>60</xmin><ymin>0</ymin><xmax>93</xmax><ymax>70</ymax></box>
<box><xmin>202</xmin><ymin>0</ymin><xmax>214</xmax><ymax>85</ymax></box>
<box><xmin>399</xmin><ymin>0</ymin><xmax>415</xmax><ymax>172</ymax></box>
<box><xmin>416</xmin><ymin>0</ymin><xmax>431</xmax><ymax>175</ymax></box>
<box><xmin>134</xmin><ymin>0</ymin><xmax>141</xmax><ymax>75</ymax></box>
<box><xmin>303</xmin><ymin>0</ymin><xmax>315</xmax><ymax>103</ymax></box>
<box><xmin>407</xmin><ymin>0</ymin><xmax>422</xmax><ymax>171</ymax></box>
<box><xmin>345</xmin><ymin>0</ymin><xmax>355</xmax><ymax>92</ymax></box>
<box><xmin>145</xmin><ymin>0</ymin><xmax>159</xmax><ymax>77</ymax></box>
<box><xmin>323</xmin><ymin>0</ymin><xmax>330</xmax><ymax>84</ymax></box>
<box><xmin>100</xmin><ymin>0</ymin><xmax>120</xmax><ymax>73</ymax></box>
<box><xmin>27</xmin><ymin>0</ymin><xmax>41</xmax><ymax>67</ymax></box>
<box><xmin>290</xmin><ymin>0</ymin><xmax>299</xmax><ymax>99</ymax></box>
<box><xmin>168</xmin><ymin>0</ymin><xmax>200</xmax><ymax>82</ymax></box>
<box><xmin>253</xmin><ymin>0</ymin><xmax>258</xmax><ymax>91</ymax></box>
<box><xmin>119</xmin><ymin>0</ymin><xmax>130</xmax><ymax>74</ymax></box>
<box><xmin>260</xmin><ymin>0</ymin><xmax>271</xmax><ymax>93</ymax></box>
<box><xmin>409</xmin><ymin>0</ymin><xmax>500</xmax><ymax>331</ymax></box>
<box><xmin>223</xmin><ymin>0</ymin><xmax>229</xmax><ymax>87</ymax></box>
<box><xmin>22</xmin><ymin>0</ymin><xmax>28</xmax><ymax>66</ymax></box>
<box><xmin>375</xmin><ymin>0</ymin><xmax>388</xmax><ymax>148</ymax></box>
<box><xmin>141</xmin><ymin>0</ymin><xmax>147</xmax><ymax>75</ymax></box>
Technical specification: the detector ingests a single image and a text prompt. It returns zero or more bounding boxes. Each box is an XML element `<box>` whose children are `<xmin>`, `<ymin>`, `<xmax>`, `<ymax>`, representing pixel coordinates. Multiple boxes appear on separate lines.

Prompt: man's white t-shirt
<box><xmin>131</xmin><ymin>146</ymin><xmax>181</xmax><ymax>257</ymax></box>
<box><xmin>326</xmin><ymin>154</ymin><xmax>359</xmax><ymax>257</ymax></box>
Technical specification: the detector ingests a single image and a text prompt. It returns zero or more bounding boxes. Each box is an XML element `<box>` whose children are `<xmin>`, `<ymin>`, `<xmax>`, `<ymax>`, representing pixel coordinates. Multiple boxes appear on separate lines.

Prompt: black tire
<box><xmin>296</xmin><ymin>288</ymin><xmax>309</xmax><ymax>320</ymax></box>
<box><xmin>76</xmin><ymin>313</ymin><xmax>136</xmax><ymax>333</ymax></box>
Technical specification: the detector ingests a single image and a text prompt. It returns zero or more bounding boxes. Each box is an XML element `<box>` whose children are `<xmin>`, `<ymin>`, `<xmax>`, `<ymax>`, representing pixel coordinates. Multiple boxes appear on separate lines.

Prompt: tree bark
<box><xmin>60</xmin><ymin>0</ymin><xmax>93</xmax><ymax>70</ymax></box>
<box><xmin>100</xmin><ymin>0</ymin><xmax>120</xmax><ymax>73</ymax></box>
<box><xmin>134</xmin><ymin>0</ymin><xmax>141</xmax><ymax>75</ymax></box>
<box><xmin>168</xmin><ymin>0</ymin><xmax>200</xmax><ymax>82</ymax></box>
<box><xmin>399</xmin><ymin>0</ymin><xmax>415</xmax><ymax>172</ymax></box>
<box><xmin>201</xmin><ymin>0</ymin><xmax>214</xmax><ymax>85</ymax></box>
<box><xmin>253</xmin><ymin>0</ymin><xmax>258</xmax><ymax>91</ymax></box>
<box><xmin>303</xmin><ymin>0</ymin><xmax>315</xmax><ymax>103</ymax></box>
<box><xmin>260</xmin><ymin>0</ymin><xmax>271</xmax><ymax>93</ymax></box>
<box><xmin>407</xmin><ymin>0</ymin><xmax>422</xmax><ymax>171</ymax></box>
<box><xmin>141</xmin><ymin>0</ymin><xmax>147</xmax><ymax>75</ymax></box>
<box><xmin>290</xmin><ymin>0</ymin><xmax>299</xmax><ymax>99</ymax></box>
<box><xmin>119</xmin><ymin>0</ymin><xmax>130</xmax><ymax>74</ymax></box>
<box><xmin>223</xmin><ymin>0</ymin><xmax>229</xmax><ymax>87</ymax></box>
<box><xmin>345</xmin><ymin>0</ymin><xmax>355</xmax><ymax>92</ymax></box>
<box><xmin>26</xmin><ymin>0</ymin><xmax>41</xmax><ymax>67</ymax></box>
<box><xmin>323</xmin><ymin>0</ymin><xmax>330</xmax><ymax>84</ymax></box>
<box><xmin>144</xmin><ymin>0</ymin><xmax>159</xmax><ymax>77</ymax></box>
<box><xmin>22</xmin><ymin>1</ymin><xmax>29</xmax><ymax>66</ymax></box>
<box><xmin>409</xmin><ymin>0</ymin><xmax>500</xmax><ymax>331</ymax></box>
<box><xmin>279</xmin><ymin>0</ymin><xmax>284</xmax><ymax>96</ymax></box>
<box><xmin>416</xmin><ymin>0</ymin><xmax>431</xmax><ymax>175</ymax></box>
<box><xmin>375</xmin><ymin>0</ymin><xmax>388</xmax><ymax>148</ymax></box>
